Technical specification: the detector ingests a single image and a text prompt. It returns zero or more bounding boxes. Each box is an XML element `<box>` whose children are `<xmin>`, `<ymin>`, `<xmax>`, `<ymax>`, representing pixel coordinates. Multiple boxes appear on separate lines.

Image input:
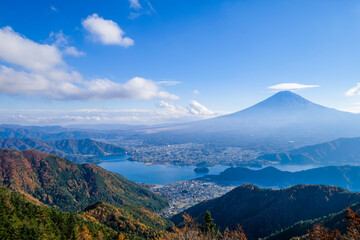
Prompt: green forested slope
<box><xmin>0</xmin><ymin>149</ymin><xmax>168</xmax><ymax>212</ymax></box>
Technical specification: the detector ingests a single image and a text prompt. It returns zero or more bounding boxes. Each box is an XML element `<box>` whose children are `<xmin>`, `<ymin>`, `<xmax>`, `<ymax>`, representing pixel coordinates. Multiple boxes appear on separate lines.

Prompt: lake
<box><xmin>97</xmin><ymin>155</ymin><xmax>229</xmax><ymax>184</ymax></box>
<box><xmin>97</xmin><ymin>155</ymin><xmax>324</xmax><ymax>184</ymax></box>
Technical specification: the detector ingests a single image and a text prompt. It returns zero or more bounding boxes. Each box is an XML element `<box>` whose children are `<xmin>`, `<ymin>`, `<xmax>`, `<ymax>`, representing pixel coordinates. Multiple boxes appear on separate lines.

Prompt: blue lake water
<box><xmin>97</xmin><ymin>155</ymin><xmax>229</xmax><ymax>184</ymax></box>
<box><xmin>97</xmin><ymin>155</ymin><xmax>324</xmax><ymax>184</ymax></box>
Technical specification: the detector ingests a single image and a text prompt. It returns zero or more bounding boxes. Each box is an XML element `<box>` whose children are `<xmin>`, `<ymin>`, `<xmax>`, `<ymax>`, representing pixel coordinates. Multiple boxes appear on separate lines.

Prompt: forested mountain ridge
<box><xmin>0</xmin><ymin>186</ymin><xmax>119</xmax><ymax>240</ymax></box>
<box><xmin>0</xmin><ymin>148</ymin><xmax>168</xmax><ymax>212</ymax></box>
<box><xmin>80</xmin><ymin>201</ymin><xmax>172</xmax><ymax>239</ymax></box>
<box><xmin>172</xmin><ymin>184</ymin><xmax>360</xmax><ymax>240</ymax></box>
<box><xmin>265</xmin><ymin>201</ymin><xmax>360</xmax><ymax>240</ymax></box>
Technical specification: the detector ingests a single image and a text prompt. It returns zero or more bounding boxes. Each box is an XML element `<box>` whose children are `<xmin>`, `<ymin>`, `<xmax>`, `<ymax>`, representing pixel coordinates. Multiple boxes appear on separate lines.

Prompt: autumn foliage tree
<box><xmin>342</xmin><ymin>206</ymin><xmax>360</xmax><ymax>239</ymax></box>
<box><xmin>306</xmin><ymin>225</ymin><xmax>340</xmax><ymax>240</ymax></box>
<box><xmin>163</xmin><ymin>212</ymin><xmax>247</xmax><ymax>240</ymax></box>
<box><xmin>306</xmin><ymin>207</ymin><xmax>360</xmax><ymax>240</ymax></box>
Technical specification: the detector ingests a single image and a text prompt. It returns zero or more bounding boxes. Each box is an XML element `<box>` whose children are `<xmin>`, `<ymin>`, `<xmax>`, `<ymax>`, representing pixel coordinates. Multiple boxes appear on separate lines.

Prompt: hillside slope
<box><xmin>172</xmin><ymin>184</ymin><xmax>360</xmax><ymax>240</ymax></box>
<box><xmin>0</xmin><ymin>186</ymin><xmax>171</xmax><ymax>240</ymax></box>
<box><xmin>0</xmin><ymin>149</ymin><xmax>168</xmax><ymax>212</ymax></box>
<box><xmin>0</xmin><ymin>187</ymin><xmax>119</xmax><ymax>240</ymax></box>
<box><xmin>80</xmin><ymin>202</ymin><xmax>172</xmax><ymax>239</ymax></box>
<box><xmin>259</xmin><ymin>136</ymin><xmax>360</xmax><ymax>165</ymax></box>
<box><xmin>265</xmin><ymin>202</ymin><xmax>360</xmax><ymax>240</ymax></box>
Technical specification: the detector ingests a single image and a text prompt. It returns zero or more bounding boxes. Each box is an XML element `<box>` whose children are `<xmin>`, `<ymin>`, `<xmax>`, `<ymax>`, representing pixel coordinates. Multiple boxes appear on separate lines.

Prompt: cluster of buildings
<box><xmin>124</xmin><ymin>143</ymin><xmax>260</xmax><ymax>166</ymax></box>
<box><xmin>151</xmin><ymin>180</ymin><xmax>235</xmax><ymax>217</ymax></box>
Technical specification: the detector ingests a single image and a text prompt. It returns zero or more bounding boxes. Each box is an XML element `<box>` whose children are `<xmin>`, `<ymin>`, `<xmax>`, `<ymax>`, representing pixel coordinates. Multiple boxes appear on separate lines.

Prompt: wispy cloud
<box><xmin>337</xmin><ymin>103</ymin><xmax>360</xmax><ymax>113</ymax></box>
<box><xmin>268</xmin><ymin>83</ymin><xmax>319</xmax><ymax>91</ymax></box>
<box><xmin>129</xmin><ymin>0</ymin><xmax>142</xmax><ymax>9</ymax></box>
<box><xmin>128</xmin><ymin>12</ymin><xmax>141</xmax><ymax>20</ymax></box>
<box><xmin>50</xmin><ymin>6</ymin><xmax>57</xmax><ymax>11</ymax></box>
<box><xmin>128</xmin><ymin>0</ymin><xmax>155</xmax><ymax>19</ymax></box>
<box><xmin>49</xmin><ymin>31</ymin><xmax>85</xmax><ymax>57</ymax></box>
<box><xmin>156</xmin><ymin>80</ymin><xmax>182</xmax><ymax>86</ymax></box>
<box><xmin>82</xmin><ymin>13</ymin><xmax>134</xmax><ymax>47</ymax></box>
<box><xmin>346</xmin><ymin>83</ymin><xmax>360</xmax><ymax>96</ymax></box>
<box><xmin>0</xmin><ymin>26</ymin><xmax>177</xmax><ymax>101</ymax></box>
<box><xmin>63</xmin><ymin>46</ymin><xmax>85</xmax><ymax>57</ymax></box>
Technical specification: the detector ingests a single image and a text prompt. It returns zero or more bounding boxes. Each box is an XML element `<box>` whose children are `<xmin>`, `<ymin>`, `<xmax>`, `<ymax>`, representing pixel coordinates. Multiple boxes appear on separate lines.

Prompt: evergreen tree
<box><xmin>200</xmin><ymin>211</ymin><xmax>218</xmax><ymax>236</ymax></box>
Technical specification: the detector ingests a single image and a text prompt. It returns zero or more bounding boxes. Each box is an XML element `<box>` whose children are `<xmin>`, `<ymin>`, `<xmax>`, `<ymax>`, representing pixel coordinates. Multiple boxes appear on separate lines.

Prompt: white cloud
<box><xmin>158</xmin><ymin>100</ymin><xmax>215</xmax><ymax>119</ymax></box>
<box><xmin>346</xmin><ymin>83</ymin><xmax>360</xmax><ymax>96</ymax></box>
<box><xmin>188</xmin><ymin>100</ymin><xmax>214</xmax><ymax>115</ymax></box>
<box><xmin>0</xmin><ymin>65</ymin><xmax>82</xmax><ymax>97</ymax></box>
<box><xmin>268</xmin><ymin>83</ymin><xmax>319</xmax><ymax>90</ymax></box>
<box><xmin>0</xmin><ymin>104</ymin><xmax>218</xmax><ymax>125</ymax></box>
<box><xmin>0</xmin><ymin>67</ymin><xmax>177</xmax><ymax>100</ymax></box>
<box><xmin>50</xmin><ymin>6</ymin><xmax>57</xmax><ymax>11</ymax></box>
<box><xmin>193</xmin><ymin>90</ymin><xmax>199</xmax><ymax>95</ymax></box>
<box><xmin>65</xmin><ymin>77</ymin><xmax>179</xmax><ymax>100</ymax></box>
<box><xmin>0</xmin><ymin>27</ymin><xmax>176</xmax><ymax>101</ymax></box>
<box><xmin>0</xmin><ymin>27</ymin><xmax>63</xmax><ymax>71</ymax></box>
<box><xmin>0</xmin><ymin>66</ymin><xmax>49</xmax><ymax>94</ymax></box>
<box><xmin>82</xmin><ymin>14</ymin><xmax>134</xmax><ymax>47</ymax></box>
<box><xmin>129</xmin><ymin>0</ymin><xmax>142</xmax><ymax>9</ymax></box>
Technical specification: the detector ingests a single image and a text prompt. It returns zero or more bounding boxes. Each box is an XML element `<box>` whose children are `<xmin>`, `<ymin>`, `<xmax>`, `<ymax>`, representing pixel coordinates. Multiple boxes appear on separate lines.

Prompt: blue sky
<box><xmin>1</xmin><ymin>0</ymin><xmax>360</xmax><ymax>125</ymax></box>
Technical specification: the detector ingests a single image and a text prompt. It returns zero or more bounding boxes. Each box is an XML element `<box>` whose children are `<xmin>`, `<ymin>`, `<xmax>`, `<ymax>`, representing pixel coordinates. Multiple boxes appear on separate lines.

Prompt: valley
<box><xmin>2</xmin><ymin>92</ymin><xmax>360</xmax><ymax>239</ymax></box>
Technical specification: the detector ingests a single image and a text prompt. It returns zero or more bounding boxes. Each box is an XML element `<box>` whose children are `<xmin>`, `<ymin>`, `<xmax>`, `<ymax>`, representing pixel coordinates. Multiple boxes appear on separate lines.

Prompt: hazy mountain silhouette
<box><xmin>144</xmin><ymin>91</ymin><xmax>360</xmax><ymax>149</ymax></box>
<box><xmin>259</xmin><ymin>136</ymin><xmax>360</xmax><ymax>165</ymax></box>
<box><xmin>200</xmin><ymin>165</ymin><xmax>360</xmax><ymax>191</ymax></box>
<box><xmin>198</xmin><ymin>91</ymin><xmax>355</xmax><ymax>130</ymax></box>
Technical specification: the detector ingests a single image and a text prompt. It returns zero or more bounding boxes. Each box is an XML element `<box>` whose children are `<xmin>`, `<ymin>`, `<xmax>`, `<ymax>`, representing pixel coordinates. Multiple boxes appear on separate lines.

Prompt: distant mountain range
<box><xmin>0</xmin><ymin>149</ymin><xmax>168</xmax><ymax>212</ymax></box>
<box><xmin>172</xmin><ymin>184</ymin><xmax>360</xmax><ymax>240</ymax></box>
<box><xmin>0</xmin><ymin>138</ymin><xmax>125</xmax><ymax>163</ymax></box>
<box><xmin>200</xmin><ymin>165</ymin><xmax>360</xmax><ymax>191</ymax></box>
<box><xmin>0</xmin><ymin>124</ymin><xmax>122</xmax><ymax>140</ymax></box>
<box><xmin>4</xmin><ymin>91</ymin><xmax>360</xmax><ymax>151</ymax></box>
<box><xmin>140</xmin><ymin>91</ymin><xmax>360</xmax><ymax>150</ymax></box>
<box><xmin>258</xmin><ymin>136</ymin><xmax>360</xmax><ymax>165</ymax></box>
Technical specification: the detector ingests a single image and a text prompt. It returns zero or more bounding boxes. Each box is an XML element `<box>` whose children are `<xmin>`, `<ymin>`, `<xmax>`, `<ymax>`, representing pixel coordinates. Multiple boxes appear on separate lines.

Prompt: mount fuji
<box><xmin>143</xmin><ymin>91</ymin><xmax>360</xmax><ymax>150</ymax></box>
